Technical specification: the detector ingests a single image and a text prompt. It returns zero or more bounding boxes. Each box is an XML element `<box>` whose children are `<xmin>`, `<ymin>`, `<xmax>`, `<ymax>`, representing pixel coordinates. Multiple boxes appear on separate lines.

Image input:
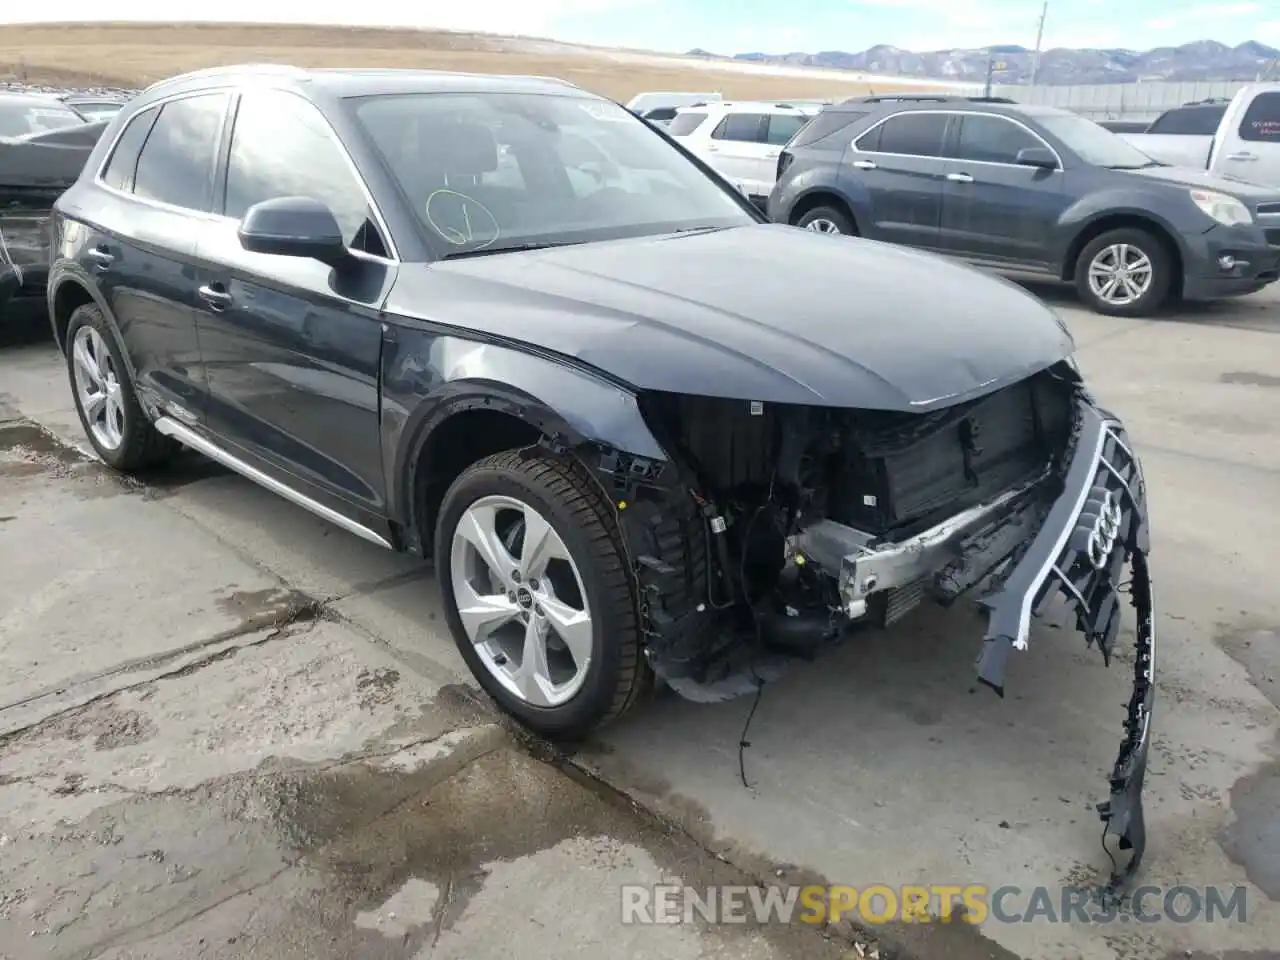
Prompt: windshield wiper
<box><xmin>441</xmin><ymin>241</ymin><xmax>587</xmax><ymax>260</ymax></box>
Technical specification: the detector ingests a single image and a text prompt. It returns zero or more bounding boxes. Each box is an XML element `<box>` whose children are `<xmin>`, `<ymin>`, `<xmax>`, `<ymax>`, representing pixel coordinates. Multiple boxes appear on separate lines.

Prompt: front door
<box><xmin>703</xmin><ymin>112</ymin><xmax>774</xmax><ymax>200</ymax></box>
<box><xmin>194</xmin><ymin>88</ymin><xmax>396</xmax><ymax>517</ymax></box>
<box><xmin>848</xmin><ymin>111</ymin><xmax>951</xmax><ymax>250</ymax></box>
<box><xmin>938</xmin><ymin>113</ymin><xmax>1070</xmax><ymax>269</ymax></box>
<box><xmin>1215</xmin><ymin>90</ymin><xmax>1280</xmax><ymax>188</ymax></box>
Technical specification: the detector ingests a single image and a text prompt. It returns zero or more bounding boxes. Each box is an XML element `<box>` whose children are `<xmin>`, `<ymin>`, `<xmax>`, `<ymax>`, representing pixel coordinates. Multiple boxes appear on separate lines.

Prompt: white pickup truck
<box><xmin>1121</xmin><ymin>83</ymin><xmax>1280</xmax><ymax>187</ymax></box>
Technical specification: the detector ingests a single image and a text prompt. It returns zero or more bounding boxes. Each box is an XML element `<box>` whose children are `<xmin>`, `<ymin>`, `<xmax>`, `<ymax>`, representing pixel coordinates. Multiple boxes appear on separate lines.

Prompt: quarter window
<box><xmin>1239</xmin><ymin>92</ymin><xmax>1280</xmax><ymax>143</ymax></box>
<box><xmin>864</xmin><ymin>113</ymin><xmax>949</xmax><ymax>157</ymax></box>
<box><xmin>952</xmin><ymin>114</ymin><xmax>1043</xmax><ymax>165</ymax></box>
<box><xmin>224</xmin><ymin>90</ymin><xmax>386</xmax><ymax>255</ymax></box>
<box><xmin>132</xmin><ymin>93</ymin><xmax>227</xmax><ymax>211</ymax></box>
<box><xmin>100</xmin><ymin>106</ymin><xmax>159</xmax><ymax>193</ymax></box>
<box><xmin>712</xmin><ymin>113</ymin><xmax>767</xmax><ymax>143</ymax></box>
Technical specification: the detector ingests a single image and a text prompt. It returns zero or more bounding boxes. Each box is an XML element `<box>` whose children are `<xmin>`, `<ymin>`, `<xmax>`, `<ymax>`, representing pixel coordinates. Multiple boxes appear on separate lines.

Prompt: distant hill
<box><xmin>689</xmin><ymin>40</ymin><xmax>1279</xmax><ymax>85</ymax></box>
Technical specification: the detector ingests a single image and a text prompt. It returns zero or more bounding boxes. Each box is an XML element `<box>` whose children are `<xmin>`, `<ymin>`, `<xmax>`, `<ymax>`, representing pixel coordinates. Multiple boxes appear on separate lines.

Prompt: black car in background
<box><xmin>769</xmin><ymin>96</ymin><xmax>1280</xmax><ymax>316</ymax></box>
<box><xmin>46</xmin><ymin>65</ymin><xmax>1155</xmax><ymax>889</ymax></box>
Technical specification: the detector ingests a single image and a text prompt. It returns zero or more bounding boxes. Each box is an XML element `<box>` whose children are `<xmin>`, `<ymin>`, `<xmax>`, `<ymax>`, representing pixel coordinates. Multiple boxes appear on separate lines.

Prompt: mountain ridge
<box><xmin>685</xmin><ymin>40</ymin><xmax>1279</xmax><ymax>84</ymax></box>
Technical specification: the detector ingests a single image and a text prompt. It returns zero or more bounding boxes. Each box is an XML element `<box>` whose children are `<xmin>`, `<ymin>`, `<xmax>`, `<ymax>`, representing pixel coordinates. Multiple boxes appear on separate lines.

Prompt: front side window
<box><xmin>132</xmin><ymin>93</ymin><xmax>227</xmax><ymax>211</ymax></box>
<box><xmin>712</xmin><ymin>113</ymin><xmax>767</xmax><ymax>143</ymax></box>
<box><xmin>863</xmin><ymin>113</ymin><xmax>949</xmax><ymax>157</ymax></box>
<box><xmin>225</xmin><ymin>90</ymin><xmax>385</xmax><ymax>254</ymax></box>
<box><xmin>351</xmin><ymin>92</ymin><xmax>755</xmax><ymax>258</ymax></box>
<box><xmin>1239</xmin><ymin>93</ymin><xmax>1280</xmax><ymax>143</ymax></box>
<box><xmin>100</xmin><ymin>106</ymin><xmax>159</xmax><ymax>192</ymax></box>
<box><xmin>952</xmin><ymin>114</ymin><xmax>1043</xmax><ymax>165</ymax></box>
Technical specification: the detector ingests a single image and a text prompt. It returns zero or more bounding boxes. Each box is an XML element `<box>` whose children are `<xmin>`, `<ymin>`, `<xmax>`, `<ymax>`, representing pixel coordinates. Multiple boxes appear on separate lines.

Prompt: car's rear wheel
<box><xmin>435</xmin><ymin>450</ymin><xmax>647</xmax><ymax>739</ymax></box>
<box><xmin>65</xmin><ymin>303</ymin><xmax>175</xmax><ymax>472</ymax></box>
<box><xmin>1074</xmin><ymin>228</ymin><xmax>1174</xmax><ymax>317</ymax></box>
<box><xmin>796</xmin><ymin>205</ymin><xmax>856</xmax><ymax>236</ymax></box>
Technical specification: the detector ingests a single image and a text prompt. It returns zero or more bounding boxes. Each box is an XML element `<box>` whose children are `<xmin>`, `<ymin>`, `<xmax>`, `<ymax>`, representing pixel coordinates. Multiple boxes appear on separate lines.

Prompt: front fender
<box><xmin>381</xmin><ymin>324</ymin><xmax>668</xmax><ymax>525</ymax></box>
<box><xmin>1054</xmin><ymin>193</ymin><xmax>1198</xmax><ymax>272</ymax></box>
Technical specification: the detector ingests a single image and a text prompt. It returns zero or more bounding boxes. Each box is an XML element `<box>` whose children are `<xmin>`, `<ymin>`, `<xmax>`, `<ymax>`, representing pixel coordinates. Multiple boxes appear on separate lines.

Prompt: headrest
<box><xmin>416</xmin><ymin>118</ymin><xmax>499</xmax><ymax>177</ymax></box>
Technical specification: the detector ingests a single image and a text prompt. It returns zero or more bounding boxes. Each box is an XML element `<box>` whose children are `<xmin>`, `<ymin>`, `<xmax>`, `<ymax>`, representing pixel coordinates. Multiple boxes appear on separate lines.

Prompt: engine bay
<box><xmin>626</xmin><ymin>364</ymin><xmax>1079</xmax><ymax>689</ymax></box>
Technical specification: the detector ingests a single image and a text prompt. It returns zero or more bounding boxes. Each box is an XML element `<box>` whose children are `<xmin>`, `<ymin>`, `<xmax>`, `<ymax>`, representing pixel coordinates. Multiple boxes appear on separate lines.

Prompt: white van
<box><xmin>1122</xmin><ymin>83</ymin><xmax>1280</xmax><ymax>188</ymax></box>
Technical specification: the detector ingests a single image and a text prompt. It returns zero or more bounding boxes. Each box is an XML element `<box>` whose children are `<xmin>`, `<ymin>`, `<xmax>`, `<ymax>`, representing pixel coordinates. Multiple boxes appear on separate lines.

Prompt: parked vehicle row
<box><xmin>1121</xmin><ymin>84</ymin><xmax>1280</xmax><ymax>188</ymax></box>
<box><xmin>766</xmin><ymin>94</ymin><xmax>1280</xmax><ymax>316</ymax></box>
<box><xmin>43</xmin><ymin>63</ymin><xmax>1154</xmax><ymax>889</ymax></box>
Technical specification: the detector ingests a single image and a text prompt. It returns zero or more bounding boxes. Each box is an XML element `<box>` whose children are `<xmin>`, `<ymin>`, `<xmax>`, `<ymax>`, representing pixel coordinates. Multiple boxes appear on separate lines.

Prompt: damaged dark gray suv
<box><xmin>48</xmin><ymin>65</ymin><xmax>1155</xmax><ymax>888</ymax></box>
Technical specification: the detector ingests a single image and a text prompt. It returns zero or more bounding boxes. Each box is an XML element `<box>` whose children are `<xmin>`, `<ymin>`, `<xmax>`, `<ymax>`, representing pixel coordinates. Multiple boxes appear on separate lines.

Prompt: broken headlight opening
<box><xmin>588</xmin><ymin>360</ymin><xmax>1153</xmax><ymax>895</ymax></box>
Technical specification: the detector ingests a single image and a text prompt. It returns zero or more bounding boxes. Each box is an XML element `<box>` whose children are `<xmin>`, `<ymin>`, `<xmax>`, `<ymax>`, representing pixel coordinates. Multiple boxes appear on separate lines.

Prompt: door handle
<box><xmin>852</xmin><ymin>160</ymin><xmax>877</xmax><ymax>170</ymax></box>
<box><xmin>87</xmin><ymin>246</ymin><xmax>114</xmax><ymax>270</ymax></box>
<box><xmin>765</xmin><ymin>151</ymin><xmax>780</xmax><ymax>159</ymax></box>
<box><xmin>197</xmin><ymin>283</ymin><xmax>233</xmax><ymax>312</ymax></box>
<box><xmin>1225</xmin><ymin>152</ymin><xmax>1257</xmax><ymax>161</ymax></box>
<box><xmin>705</xmin><ymin>145</ymin><xmax>720</xmax><ymax>152</ymax></box>
<box><xmin>947</xmin><ymin>172</ymin><xmax>975</xmax><ymax>183</ymax></box>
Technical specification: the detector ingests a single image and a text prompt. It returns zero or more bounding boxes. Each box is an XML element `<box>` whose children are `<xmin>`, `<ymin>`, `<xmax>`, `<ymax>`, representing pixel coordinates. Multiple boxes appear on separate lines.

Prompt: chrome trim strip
<box><xmin>850</xmin><ymin>108</ymin><xmax>1065</xmax><ymax>172</ymax></box>
<box><xmin>153</xmin><ymin>416</ymin><xmax>394</xmax><ymax>550</ymax></box>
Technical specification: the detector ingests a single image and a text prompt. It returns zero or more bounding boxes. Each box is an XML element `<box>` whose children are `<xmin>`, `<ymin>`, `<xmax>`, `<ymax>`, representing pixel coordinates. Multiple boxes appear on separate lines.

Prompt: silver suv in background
<box><xmin>769</xmin><ymin>96</ymin><xmax>1280</xmax><ymax>316</ymax></box>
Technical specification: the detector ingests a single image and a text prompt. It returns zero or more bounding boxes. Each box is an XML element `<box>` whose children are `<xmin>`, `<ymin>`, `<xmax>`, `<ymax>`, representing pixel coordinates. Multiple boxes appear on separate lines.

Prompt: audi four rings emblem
<box><xmin>1087</xmin><ymin>490</ymin><xmax>1124</xmax><ymax>570</ymax></box>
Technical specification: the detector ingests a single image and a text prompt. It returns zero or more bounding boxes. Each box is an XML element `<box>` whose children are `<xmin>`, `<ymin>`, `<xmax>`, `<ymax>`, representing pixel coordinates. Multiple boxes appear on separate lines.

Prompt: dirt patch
<box><xmin>0</xmin><ymin>21</ymin><xmax>918</xmax><ymax>100</ymax></box>
<box><xmin>1220</xmin><ymin>371</ymin><xmax>1280</xmax><ymax>388</ymax></box>
<box><xmin>356</xmin><ymin>667</ymin><xmax>402</xmax><ymax>710</ymax></box>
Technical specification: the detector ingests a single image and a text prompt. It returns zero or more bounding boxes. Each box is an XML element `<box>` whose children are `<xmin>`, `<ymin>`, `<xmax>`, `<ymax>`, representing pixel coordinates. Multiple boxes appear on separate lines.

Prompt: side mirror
<box><xmin>237</xmin><ymin>196</ymin><xmax>348</xmax><ymax>266</ymax></box>
<box><xmin>1015</xmin><ymin>146</ymin><xmax>1058</xmax><ymax>170</ymax></box>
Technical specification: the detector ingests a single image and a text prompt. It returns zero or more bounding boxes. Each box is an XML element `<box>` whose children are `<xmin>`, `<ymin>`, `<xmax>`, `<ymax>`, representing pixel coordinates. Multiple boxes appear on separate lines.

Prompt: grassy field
<box><xmin>0</xmin><ymin>21</ymin><xmax>919</xmax><ymax>101</ymax></box>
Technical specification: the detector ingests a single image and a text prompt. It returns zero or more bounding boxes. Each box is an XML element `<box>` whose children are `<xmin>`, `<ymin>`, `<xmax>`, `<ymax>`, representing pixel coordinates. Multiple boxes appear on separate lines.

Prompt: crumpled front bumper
<box><xmin>976</xmin><ymin>401</ymin><xmax>1154</xmax><ymax>891</ymax></box>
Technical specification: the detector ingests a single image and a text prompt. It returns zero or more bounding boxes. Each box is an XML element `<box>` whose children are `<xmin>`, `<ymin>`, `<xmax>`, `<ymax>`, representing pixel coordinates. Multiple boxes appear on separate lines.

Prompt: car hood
<box><xmin>385</xmin><ymin>224</ymin><xmax>1075</xmax><ymax>411</ymax></box>
<box><xmin>1124</xmin><ymin>163</ymin><xmax>1280</xmax><ymax>200</ymax></box>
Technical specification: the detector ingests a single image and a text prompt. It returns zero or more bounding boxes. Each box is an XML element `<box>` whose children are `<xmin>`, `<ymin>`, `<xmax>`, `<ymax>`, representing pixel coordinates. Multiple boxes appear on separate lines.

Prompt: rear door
<box><xmin>78</xmin><ymin>91</ymin><xmax>230</xmax><ymax>424</ymax></box>
<box><xmin>703</xmin><ymin>112</ymin><xmax>773</xmax><ymax>199</ymax></box>
<box><xmin>848</xmin><ymin>111</ymin><xmax>951</xmax><ymax>249</ymax></box>
<box><xmin>192</xmin><ymin>87</ymin><xmax>396</xmax><ymax>517</ymax></box>
<box><xmin>938</xmin><ymin>112</ymin><xmax>1070</xmax><ymax>268</ymax></box>
<box><xmin>1213</xmin><ymin>91</ymin><xmax>1280</xmax><ymax>188</ymax></box>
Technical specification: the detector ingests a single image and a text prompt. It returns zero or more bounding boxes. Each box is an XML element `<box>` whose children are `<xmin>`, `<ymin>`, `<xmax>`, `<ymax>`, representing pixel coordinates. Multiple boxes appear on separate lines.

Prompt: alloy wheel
<box><xmin>805</xmin><ymin>218</ymin><xmax>842</xmax><ymax>234</ymax></box>
<box><xmin>70</xmin><ymin>326</ymin><xmax>125</xmax><ymax>451</ymax></box>
<box><xmin>1088</xmin><ymin>243</ymin><xmax>1153</xmax><ymax>306</ymax></box>
<box><xmin>449</xmin><ymin>495</ymin><xmax>593</xmax><ymax>707</ymax></box>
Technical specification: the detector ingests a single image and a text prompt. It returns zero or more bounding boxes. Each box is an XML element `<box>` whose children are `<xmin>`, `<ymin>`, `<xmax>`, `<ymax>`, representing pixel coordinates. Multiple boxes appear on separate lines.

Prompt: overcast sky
<box><xmin>5</xmin><ymin>0</ymin><xmax>1277</xmax><ymax>55</ymax></box>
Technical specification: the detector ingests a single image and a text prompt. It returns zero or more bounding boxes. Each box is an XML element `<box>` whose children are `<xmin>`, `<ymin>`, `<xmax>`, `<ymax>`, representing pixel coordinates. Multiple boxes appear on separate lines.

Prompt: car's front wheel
<box><xmin>435</xmin><ymin>450</ymin><xmax>647</xmax><ymax>739</ymax></box>
<box><xmin>1074</xmin><ymin>228</ymin><xmax>1174</xmax><ymax>317</ymax></box>
<box><xmin>796</xmin><ymin>205</ymin><xmax>856</xmax><ymax>236</ymax></box>
<box><xmin>65</xmin><ymin>303</ymin><xmax>175</xmax><ymax>472</ymax></box>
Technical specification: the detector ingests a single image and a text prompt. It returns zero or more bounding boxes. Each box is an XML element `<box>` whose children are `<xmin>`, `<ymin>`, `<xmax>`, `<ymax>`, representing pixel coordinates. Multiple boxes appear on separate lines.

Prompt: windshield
<box><xmin>0</xmin><ymin>100</ymin><xmax>84</xmax><ymax>138</ymax></box>
<box><xmin>1036</xmin><ymin>113</ymin><xmax>1160</xmax><ymax>169</ymax></box>
<box><xmin>350</xmin><ymin>92</ymin><xmax>755</xmax><ymax>257</ymax></box>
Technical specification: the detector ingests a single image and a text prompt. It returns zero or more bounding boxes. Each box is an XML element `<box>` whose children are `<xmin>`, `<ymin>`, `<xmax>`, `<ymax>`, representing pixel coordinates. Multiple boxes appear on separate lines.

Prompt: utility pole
<box><xmin>1029</xmin><ymin>1</ymin><xmax>1049</xmax><ymax>88</ymax></box>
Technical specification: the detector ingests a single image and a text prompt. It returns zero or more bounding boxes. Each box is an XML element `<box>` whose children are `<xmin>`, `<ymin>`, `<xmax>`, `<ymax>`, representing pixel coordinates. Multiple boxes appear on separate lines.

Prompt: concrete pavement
<box><xmin>1</xmin><ymin>284</ymin><xmax>1278</xmax><ymax>960</ymax></box>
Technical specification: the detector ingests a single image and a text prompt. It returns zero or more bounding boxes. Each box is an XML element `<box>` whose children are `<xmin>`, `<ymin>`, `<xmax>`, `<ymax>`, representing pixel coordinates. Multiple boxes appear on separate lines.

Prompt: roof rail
<box><xmin>141</xmin><ymin>62</ymin><xmax>310</xmax><ymax>93</ymax></box>
<box><xmin>847</xmin><ymin>93</ymin><xmax>1016</xmax><ymax>105</ymax></box>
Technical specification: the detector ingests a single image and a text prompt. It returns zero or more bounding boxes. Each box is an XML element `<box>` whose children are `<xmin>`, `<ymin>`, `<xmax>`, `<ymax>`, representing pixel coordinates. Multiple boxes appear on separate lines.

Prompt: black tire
<box><xmin>435</xmin><ymin>450</ymin><xmax>647</xmax><ymax>740</ymax></box>
<box><xmin>65</xmin><ymin>303</ymin><xmax>175</xmax><ymax>472</ymax></box>
<box><xmin>795</xmin><ymin>204</ymin><xmax>857</xmax><ymax>236</ymax></box>
<box><xmin>1073</xmin><ymin>227</ymin><xmax>1174</xmax><ymax>317</ymax></box>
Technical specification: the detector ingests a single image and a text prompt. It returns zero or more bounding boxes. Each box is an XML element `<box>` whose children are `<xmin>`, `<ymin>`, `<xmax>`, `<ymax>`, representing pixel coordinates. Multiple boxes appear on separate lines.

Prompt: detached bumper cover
<box><xmin>978</xmin><ymin>402</ymin><xmax>1155</xmax><ymax>891</ymax></box>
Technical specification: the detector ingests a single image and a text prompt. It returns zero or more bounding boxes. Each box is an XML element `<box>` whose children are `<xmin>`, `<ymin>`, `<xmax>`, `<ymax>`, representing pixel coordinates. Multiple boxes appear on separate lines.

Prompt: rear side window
<box><xmin>99</xmin><ymin>106</ymin><xmax>159</xmax><ymax>192</ymax></box>
<box><xmin>132</xmin><ymin>93</ymin><xmax>228</xmax><ymax>211</ymax></box>
<box><xmin>712</xmin><ymin>113</ymin><xmax>767</xmax><ymax>143</ymax></box>
<box><xmin>1239</xmin><ymin>93</ymin><xmax>1280</xmax><ymax>143</ymax></box>
<box><xmin>643</xmin><ymin>107</ymin><xmax>678</xmax><ymax>122</ymax></box>
<box><xmin>1146</xmin><ymin>106</ymin><xmax>1226</xmax><ymax>135</ymax></box>
<box><xmin>667</xmin><ymin>111</ymin><xmax>706</xmax><ymax>136</ymax></box>
<box><xmin>789</xmin><ymin>111</ymin><xmax>866</xmax><ymax>149</ymax></box>
<box><xmin>765</xmin><ymin>113</ymin><xmax>808</xmax><ymax>146</ymax></box>
<box><xmin>860</xmin><ymin>113</ymin><xmax>949</xmax><ymax>157</ymax></box>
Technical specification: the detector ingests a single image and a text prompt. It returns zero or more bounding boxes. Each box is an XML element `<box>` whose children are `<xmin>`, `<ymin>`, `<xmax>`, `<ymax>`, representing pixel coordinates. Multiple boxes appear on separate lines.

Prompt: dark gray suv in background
<box><xmin>769</xmin><ymin>95</ymin><xmax>1280</xmax><ymax>316</ymax></box>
